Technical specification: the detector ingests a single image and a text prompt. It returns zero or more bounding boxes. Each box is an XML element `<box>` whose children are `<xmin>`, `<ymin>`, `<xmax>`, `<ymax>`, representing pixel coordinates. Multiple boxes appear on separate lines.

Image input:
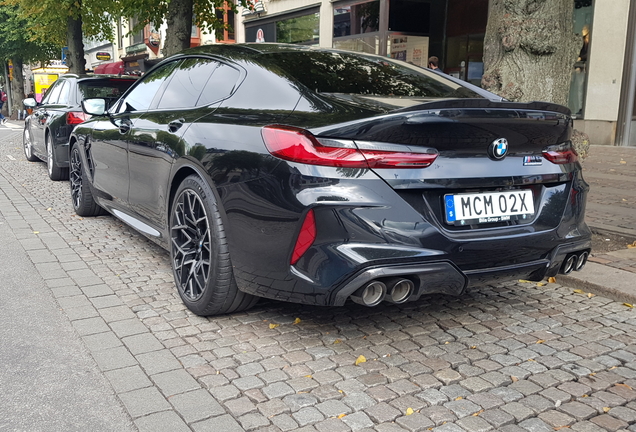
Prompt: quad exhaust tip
<box><xmin>560</xmin><ymin>251</ymin><xmax>589</xmax><ymax>275</ymax></box>
<box><xmin>575</xmin><ymin>251</ymin><xmax>588</xmax><ymax>271</ymax></box>
<box><xmin>350</xmin><ymin>281</ymin><xmax>386</xmax><ymax>307</ymax></box>
<box><xmin>386</xmin><ymin>278</ymin><xmax>414</xmax><ymax>304</ymax></box>
<box><xmin>350</xmin><ymin>277</ymin><xmax>416</xmax><ymax>306</ymax></box>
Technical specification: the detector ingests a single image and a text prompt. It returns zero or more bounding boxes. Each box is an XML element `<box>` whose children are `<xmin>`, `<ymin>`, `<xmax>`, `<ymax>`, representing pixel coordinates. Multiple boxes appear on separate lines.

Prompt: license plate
<box><xmin>444</xmin><ymin>190</ymin><xmax>534</xmax><ymax>226</ymax></box>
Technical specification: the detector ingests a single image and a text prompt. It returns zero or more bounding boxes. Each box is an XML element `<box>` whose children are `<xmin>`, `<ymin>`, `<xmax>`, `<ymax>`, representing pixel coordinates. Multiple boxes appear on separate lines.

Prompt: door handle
<box><xmin>168</xmin><ymin>118</ymin><xmax>185</xmax><ymax>133</ymax></box>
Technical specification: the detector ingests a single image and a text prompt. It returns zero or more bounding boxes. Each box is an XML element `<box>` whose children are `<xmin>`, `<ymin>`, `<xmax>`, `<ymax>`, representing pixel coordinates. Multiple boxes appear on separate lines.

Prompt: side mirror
<box><xmin>23</xmin><ymin>98</ymin><xmax>37</xmax><ymax>108</ymax></box>
<box><xmin>82</xmin><ymin>98</ymin><xmax>107</xmax><ymax>116</ymax></box>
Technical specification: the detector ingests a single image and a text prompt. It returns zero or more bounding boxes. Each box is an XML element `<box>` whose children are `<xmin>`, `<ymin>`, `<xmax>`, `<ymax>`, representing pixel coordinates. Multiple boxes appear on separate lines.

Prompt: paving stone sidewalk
<box><xmin>559</xmin><ymin>145</ymin><xmax>636</xmax><ymax>303</ymax></box>
<box><xmin>2</xmin><ymin>132</ymin><xmax>636</xmax><ymax>432</ymax></box>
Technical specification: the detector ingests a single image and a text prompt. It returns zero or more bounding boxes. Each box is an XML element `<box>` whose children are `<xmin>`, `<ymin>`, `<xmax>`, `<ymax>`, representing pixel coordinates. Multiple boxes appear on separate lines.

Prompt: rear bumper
<box><xmin>224</xmin><ymin>163</ymin><xmax>591</xmax><ymax>307</ymax></box>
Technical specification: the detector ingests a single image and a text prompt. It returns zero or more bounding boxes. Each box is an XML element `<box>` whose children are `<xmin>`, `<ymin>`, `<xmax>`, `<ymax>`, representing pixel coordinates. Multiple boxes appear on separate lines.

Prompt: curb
<box><xmin>557</xmin><ymin>262</ymin><xmax>636</xmax><ymax>304</ymax></box>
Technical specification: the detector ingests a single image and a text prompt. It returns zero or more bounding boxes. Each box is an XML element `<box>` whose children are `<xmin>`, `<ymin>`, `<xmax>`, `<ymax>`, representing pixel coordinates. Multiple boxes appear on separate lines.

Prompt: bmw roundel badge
<box><xmin>489</xmin><ymin>138</ymin><xmax>509</xmax><ymax>160</ymax></box>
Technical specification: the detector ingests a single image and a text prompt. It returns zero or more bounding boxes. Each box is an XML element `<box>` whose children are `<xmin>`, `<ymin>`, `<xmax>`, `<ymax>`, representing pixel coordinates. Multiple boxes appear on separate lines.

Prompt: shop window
<box><xmin>388</xmin><ymin>0</ymin><xmax>430</xmax><ymax>34</ymax></box>
<box><xmin>276</xmin><ymin>13</ymin><xmax>320</xmax><ymax>44</ymax></box>
<box><xmin>333</xmin><ymin>0</ymin><xmax>380</xmax><ymax>37</ymax></box>
<box><xmin>443</xmin><ymin>0</ymin><xmax>487</xmax><ymax>83</ymax></box>
<box><xmin>130</xmin><ymin>17</ymin><xmax>144</xmax><ymax>45</ymax></box>
<box><xmin>568</xmin><ymin>1</ymin><xmax>593</xmax><ymax>118</ymax></box>
<box><xmin>216</xmin><ymin>2</ymin><xmax>236</xmax><ymax>43</ymax></box>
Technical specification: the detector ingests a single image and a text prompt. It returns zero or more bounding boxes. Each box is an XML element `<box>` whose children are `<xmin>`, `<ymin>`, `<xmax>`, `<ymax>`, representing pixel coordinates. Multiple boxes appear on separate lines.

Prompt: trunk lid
<box><xmin>309</xmin><ymin>98</ymin><xmax>577</xmax><ymax>232</ymax></box>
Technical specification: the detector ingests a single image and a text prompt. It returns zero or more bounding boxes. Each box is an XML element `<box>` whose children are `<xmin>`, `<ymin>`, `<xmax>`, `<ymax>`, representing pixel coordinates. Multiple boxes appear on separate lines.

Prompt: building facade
<box><xmin>236</xmin><ymin>0</ymin><xmax>635</xmax><ymax>146</ymax></box>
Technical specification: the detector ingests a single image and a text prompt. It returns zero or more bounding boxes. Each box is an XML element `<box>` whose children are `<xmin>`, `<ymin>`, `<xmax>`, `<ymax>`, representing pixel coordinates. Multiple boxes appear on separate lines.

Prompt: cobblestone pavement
<box><xmin>2</xmin><ymin>132</ymin><xmax>636</xmax><ymax>432</ymax></box>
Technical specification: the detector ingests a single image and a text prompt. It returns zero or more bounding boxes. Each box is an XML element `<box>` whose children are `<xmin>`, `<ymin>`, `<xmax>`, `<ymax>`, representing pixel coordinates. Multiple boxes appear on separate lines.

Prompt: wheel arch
<box><xmin>167</xmin><ymin>161</ymin><xmax>229</xmax><ymax>232</ymax></box>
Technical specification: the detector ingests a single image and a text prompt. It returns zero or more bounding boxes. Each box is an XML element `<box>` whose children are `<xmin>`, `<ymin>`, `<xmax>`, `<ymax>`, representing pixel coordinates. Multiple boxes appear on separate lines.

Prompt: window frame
<box><xmin>216</xmin><ymin>1</ymin><xmax>236</xmax><ymax>43</ymax></box>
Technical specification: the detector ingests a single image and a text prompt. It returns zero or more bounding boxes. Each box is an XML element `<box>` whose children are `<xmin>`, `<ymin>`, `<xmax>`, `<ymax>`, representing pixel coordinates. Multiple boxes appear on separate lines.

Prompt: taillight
<box><xmin>291</xmin><ymin>209</ymin><xmax>316</xmax><ymax>265</ymax></box>
<box><xmin>262</xmin><ymin>125</ymin><xmax>438</xmax><ymax>169</ymax></box>
<box><xmin>67</xmin><ymin>111</ymin><xmax>90</xmax><ymax>125</ymax></box>
<box><xmin>542</xmin><ymin>143</ymin><xmax>578</xmax><ymax>164</ymax></box>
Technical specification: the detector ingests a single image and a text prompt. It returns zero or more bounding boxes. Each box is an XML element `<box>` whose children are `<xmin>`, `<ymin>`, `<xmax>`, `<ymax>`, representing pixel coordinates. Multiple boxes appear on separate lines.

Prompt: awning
<box><xmin>94</xmin><ymin>61</ymin><xmax>124</xmax><ymax>75</ymax></box>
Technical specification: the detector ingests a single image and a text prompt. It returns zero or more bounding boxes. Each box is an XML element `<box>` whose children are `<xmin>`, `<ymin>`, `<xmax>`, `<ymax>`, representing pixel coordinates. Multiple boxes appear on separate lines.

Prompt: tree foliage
<box><xmin>0</xmin><ymin>4</ymin><xmax>59</xmax><ymax>64</ymax></box>
<box><xmin>4</xmin><ymin>0</ymin><xmax>116</xmax><ymax>73</ymax></box>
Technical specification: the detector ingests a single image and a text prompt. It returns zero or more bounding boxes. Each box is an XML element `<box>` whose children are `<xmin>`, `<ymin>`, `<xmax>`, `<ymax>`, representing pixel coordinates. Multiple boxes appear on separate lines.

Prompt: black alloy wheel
<box><xmin>23</xmin><ymin>127</ymin><xmax>39</xmax><ymax>162</ymax></box>
<box><xmin>170</xmin><ymin>175</ymin><xmax>257</xmax><ymax>316</ymax></box>
<box><xmin>69</xmin><ymin>142</ymin><xmax>104</xmax><ymax>216</ymax></box>
<box><xmin>46</xmin><ymin>134</ymin><xmax>69</xmax><ymax>181</ymax></box>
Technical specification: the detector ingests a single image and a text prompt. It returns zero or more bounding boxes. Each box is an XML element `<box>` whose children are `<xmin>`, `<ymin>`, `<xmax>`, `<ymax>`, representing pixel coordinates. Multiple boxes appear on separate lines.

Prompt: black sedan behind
<box><xmin>23</xmin><ymin>74</ymin><xmax>137</xmax><ymax>180</ymax></box>
<box><xmin>69</xmin><ymin>44</ymin><xmax>591</xmax><ymax>316</ymax></box>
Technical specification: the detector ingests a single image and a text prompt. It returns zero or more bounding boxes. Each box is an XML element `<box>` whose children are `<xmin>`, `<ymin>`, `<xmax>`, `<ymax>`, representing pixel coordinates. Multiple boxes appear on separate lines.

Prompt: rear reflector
<box><xmin>262</xmin><ymin>125</ymin><xmax>437</xmax><ymax>169</ymax></box>
<box><xmin>67</xmin><ymin>111</ymin><xmax>90</xmax><ymax>125</ymax></box>
<box><xmin>291</xmin><ymin>209</ymin><xmax>316</xmax><ymax>265</ymax></box>
<box><xmin>542</xmin><ymin>143</ymin><xmax>578</xmax><ymax>164</ymax></box>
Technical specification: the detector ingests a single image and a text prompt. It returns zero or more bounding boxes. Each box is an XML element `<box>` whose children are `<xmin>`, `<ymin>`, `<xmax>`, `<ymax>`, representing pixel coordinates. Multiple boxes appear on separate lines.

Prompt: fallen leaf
<box><xmin>470</xmin><ymin>346</ymin><xmax>477</xmax><ymax>349</ymax></box>
<box><xmin>455</xmin><ymin>396</ymin><xmax>463</xmax><ymax>401</ymax></box>
<box><xmin>304</xmin><ymin>375</ymin><xmax>312</xmax><ymax>378</ymax></box>
<box><xmin>338</xmin><ymin>390</ymin><xmax>343</xmax><ymax>393</ymax></box>
<box><xmin>589</xmin><ymin>373</ymin><xmax>596</xmax><ymax>376</ymax></box>
<box><xmin>269</xmin><ymin>323</ymin><xmax>280</xmax><ymax>329</ymax></box>
<box><xmin>554</xmin><ymin>426</ymin><xmax>571</xmax><ymax>430</ymax></box>
<box><xmin>536</xmin><ymin>339</ymin><xmax>545</xmax><ymax>344</ymax></box>
<box><xmin>587</xmin><ymin>293</ymin><xmax>595</xmax><ymax>298</ymax></box>
<box><xmin>620</xmin><ymin>160</ymin><xmax>627</xmax><ymax>164</ymax></box>
<box><xmin>33</xmin><ymin>231</ymin><xmax>39</xmax><ymax>234</ymax></box>
<box><xmin>536</xmin><ymin>282</ymin><xmax>546</xmax><ymax>287</ymax></box>
<box><xmin>293</xmin><ymin>318</ymin><xmax>301</xmax><ymax>325</ymax></box>
<box><xmin>610</xmin><ymin>366</ymin><xmax>617</xmax><ymax>370</ymax></box>
<box><xmin>528</xmin><ymin>359</ymin><xmax>536</xmax><ymax>362</ymax></box>
<box><xmin>581</xmin><ymin>394</ymin><xmax>589</xmax><ymax>397</ymax></box>
<box><xmin>472</xmin><ymin>409</ymin><xmax>484</xmax><ymax>416</ymax></box>
<box><xmin>337</xmin><ymin>413</ymin><xmax>346</xmax><ymax>419</ymax></box>
<box><xmin>573</xmin><ymin>289</ymin><xmax>585</xmax><ymax>294</ymax></box>
<box><xmin>355</xmin><ymin>355</ymin><xmax>366</xmax><ymax>366</ymax></box>
<box><xmin>511</xmin><ymin>376</ymin><xmax>519</xmax><ymax>382</ymax></box>
<box><xmin>216</xmin><ymin>371</ymin><xmax>220</xmax><ymax>375</ymax></box>
<box><xmin>333</xmin><ymin>339</ymin><xmax>342</xmax><ymax>344</ymax></box>
<box><xmin>616</xmin><ymin>383</ymin><xmax>633</xmax><ymax>390</ymax></box>
<box><xmin>46</xmin><ymin>207</ymin><xmax>52</xmax><ymax>211</ymax></box>
<box><xmin>445</xmin><ymin>341</ymin><xmax>450</xmax><ymax>344</ymax></box>
<box><xmin>518</xmin><ymin>279</ymin><xmax>532</xmax><ymax>283</ymax></box>
<box><xmin>623</xmin><ymin>303</ymin><xmax>634</xmax><ymax>308</ymax></box>
<box><xmin>548</xmin><ymin>277</ymin><xmax>557</xmax><ymax>283</ymax></box>
<box><xmin>406</xmin><ymin>407</ymin><xmax>414</xmax><ymax>416</ymax></box>
<box><xmin>603</xmin><ymin>407</ymin><xmax>610</xmax><ymax>413</ymax></box>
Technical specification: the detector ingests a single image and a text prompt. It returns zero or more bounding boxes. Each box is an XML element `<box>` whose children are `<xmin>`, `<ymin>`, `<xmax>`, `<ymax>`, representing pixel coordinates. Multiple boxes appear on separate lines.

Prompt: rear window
<box><xmin>263</xmin><ymin>51</ymin><xmax>481</xmax><ymax>99</ymax></box>
<box><xmin>78</xmin><ymin>79</ymin><xmax>136</xmax><ymax>100</ymax></box>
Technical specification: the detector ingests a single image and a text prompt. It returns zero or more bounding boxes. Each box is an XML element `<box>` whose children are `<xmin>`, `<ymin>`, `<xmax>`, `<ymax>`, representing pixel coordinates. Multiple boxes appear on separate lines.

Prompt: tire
<box><xmin>23</xmin><ymin>127</ymin><xmax>39</xmax><ymax>162</ymax></box>
<box><xmin>170</xmin><ymin>175</ymin><xmax>258</xmax><ymax>316</ymax></box>
<box><xmin>46</xmin><ymin>134</ymin><xmax>69</xmax><ymax>181</ymax></box>
<box><xmin>69</xmin><ymin>142</ymin><xmax>105</xmax><ymax>217</ymax></box>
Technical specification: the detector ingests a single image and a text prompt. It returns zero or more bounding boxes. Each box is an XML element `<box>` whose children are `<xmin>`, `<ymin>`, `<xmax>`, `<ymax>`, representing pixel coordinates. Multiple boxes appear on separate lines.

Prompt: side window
<box><xmin>116</xmin><ymin>61</ymin><xmax>179</xmax><ymax>113</ymax></box>
<box><xmin>157</xmin><ymin>58</ymin><xmax>219</xmax><ymax>109</ymax></box>
<box><xmin>42</xmin><ymin>80</ymin><xmax>64</xmax><ymax>105</ymax></box>
<box><xmin>57</xmin><ymin>81</ymin><xmax>71</xmax><ymax>105</ymax></box>
<box><xmin>197</xmin><ymin>64</ymin><xmax>241</xmax><ymax>106</ymax></box>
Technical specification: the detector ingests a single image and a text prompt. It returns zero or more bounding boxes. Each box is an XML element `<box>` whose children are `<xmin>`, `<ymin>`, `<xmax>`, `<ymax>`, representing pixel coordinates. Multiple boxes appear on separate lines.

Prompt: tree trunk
<box><xmin>163</xmin><ymin>0</ymin><xmax>194</xmax><ymax>57</ymax></box>
<box><xmin>66</xmin><ymin>15</ymin><xmax>85</xmax><ymax>74</ymax></box>
<box><xmin>482</xmin><ymin>0</ymin><xmax>580</xmax><ymax>106</ymax></box>
<box><xmin>10</xmin><ymin>57</ymin><xmax>25</xmax><ymax>119</ymax></box>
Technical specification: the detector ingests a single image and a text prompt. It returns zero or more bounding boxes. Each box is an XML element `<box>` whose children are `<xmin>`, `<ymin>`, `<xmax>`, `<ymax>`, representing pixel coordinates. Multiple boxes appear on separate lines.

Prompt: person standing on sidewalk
<box><xmin>0</xmin><ymin>88</ymin><xmax>7</xmax><ymax>124</ymax></box>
